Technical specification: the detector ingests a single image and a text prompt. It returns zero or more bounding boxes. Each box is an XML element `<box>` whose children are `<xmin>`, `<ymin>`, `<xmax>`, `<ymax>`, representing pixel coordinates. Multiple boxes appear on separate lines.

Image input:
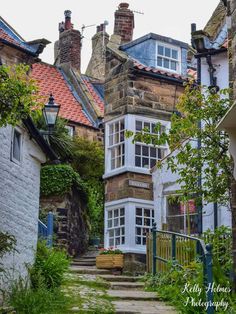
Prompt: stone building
<box><xmin>31</xmin><ymin>10</ymin><xmax>105</xmax><ymax>142</ymax></box>
<box><xmin>103</xmin><ymin>3</ymin><xmax>188</xmax><ymax>270</ymax></box>
<box><xmin>0</xmin><ymin>17</ymin><xmax>57</xmax><ymax>283</ymax></box>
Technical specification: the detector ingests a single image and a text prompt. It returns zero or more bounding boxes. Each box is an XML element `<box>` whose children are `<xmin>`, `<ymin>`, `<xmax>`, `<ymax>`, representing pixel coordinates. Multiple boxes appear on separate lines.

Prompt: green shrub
<box><xmin>9</xmin><ymin>279</ymin><xmax>68</xmax><ymax>314</ymax></box>
<box><xmin>30</xmin><ymin>241</ymin><xmax>70</xmax><ymax>290</ymax></box>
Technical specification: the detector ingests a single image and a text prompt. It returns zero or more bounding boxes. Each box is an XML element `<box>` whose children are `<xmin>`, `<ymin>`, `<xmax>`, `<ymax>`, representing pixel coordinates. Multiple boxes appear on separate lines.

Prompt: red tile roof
<box><xmin>132</xmin><ymin>59</ymin><xmax>188</xmax><ymax>81</ymax></box>
<box><xmin>187</xmin><ymin>68</ymin><xmax>197</xmax><ymax>79</ymax></box>
<box><xmin>31</xmin><ymin>63</ymin><xmax>92</xmax><ymax>126</ymax></box>
<box><xmin>0</xmin><ymin>28</ymin><xmax>23</xmax><ymax>48</ymax></box>
<box><xmin>81</xmin><ymin>76</ymin><xmax>104</xmax><ymax>115</ymax></box>
<box><xmin>221</xmin><ymin>38</ymin><xmax>228</xmax><ymax>49</ymax></box>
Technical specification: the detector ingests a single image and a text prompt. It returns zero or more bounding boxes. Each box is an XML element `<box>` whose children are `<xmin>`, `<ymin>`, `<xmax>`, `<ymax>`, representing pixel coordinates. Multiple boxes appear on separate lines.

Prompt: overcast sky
<box><xmin>2</xmin><ymin>0</ymin><xmax>220</xmax><ymax>72</ymax></box>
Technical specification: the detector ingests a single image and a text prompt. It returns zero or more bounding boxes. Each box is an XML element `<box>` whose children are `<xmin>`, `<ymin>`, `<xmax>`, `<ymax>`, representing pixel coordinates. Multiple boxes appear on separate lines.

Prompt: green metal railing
<box><xmin>148</xmin><ymin>222</ymin><xmax>214</xmax><ymax>314</ymax></box>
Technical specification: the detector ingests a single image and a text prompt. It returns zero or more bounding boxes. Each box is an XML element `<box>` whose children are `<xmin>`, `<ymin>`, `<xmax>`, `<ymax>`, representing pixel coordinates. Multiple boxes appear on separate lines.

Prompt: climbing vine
<box><xmin>40</xmin><ymin>164</ymin><xmax>86</xmax><ymax>197</ymax></box>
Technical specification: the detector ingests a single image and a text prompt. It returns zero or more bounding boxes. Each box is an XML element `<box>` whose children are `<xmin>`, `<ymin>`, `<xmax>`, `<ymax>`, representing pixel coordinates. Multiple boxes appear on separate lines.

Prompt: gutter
<box><xmin>131</xmin><ymin>68</ymin><xmax>185</xmax><ymax>86</ymax></box>
<box><xmin>22</xmin><ymin>116</ymin><xmax>58</xmax><ymax>161</ymax></box>
<box><xmin>195</xmin><ymin>47</ymin><xmax>227</xmax><ymax>58</ymax></box>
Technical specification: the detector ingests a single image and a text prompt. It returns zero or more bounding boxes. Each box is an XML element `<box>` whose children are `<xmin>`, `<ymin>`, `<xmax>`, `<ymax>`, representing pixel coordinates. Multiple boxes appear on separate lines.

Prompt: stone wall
<box><xmin>74</xmin><ymin>124</ymin><xmax>103</xmax><ymax>142</ymax></box>
<box><xmin>0</xmin><ymin>45</ymin><xmax>35</xmax><ymax>66</ymax></box>
<box><xmin>105</xmin><ymin>172</ymin><xmax>153</xmax><ymax>202</ymax></box>
<box><xmin>40</xmin><ymin>186</ymin><xmax>89</xmax><ymax>256</ymax></box>
<box><xmin>0</xmin><ymin>124</ymin><xmax>46</xmax><ymax>283</ymax></box>
<box><xmin>105</xmin><ymin>52</ymin><xmax>184</xmax><ymax>122</ymax></box>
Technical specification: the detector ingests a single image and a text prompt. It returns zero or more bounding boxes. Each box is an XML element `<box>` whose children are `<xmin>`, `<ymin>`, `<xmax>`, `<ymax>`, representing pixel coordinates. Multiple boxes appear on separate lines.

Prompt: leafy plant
<box><xmin>0</xmin><ymin>232</ymin><xmax>16</xmax><ymax>273</ymax></box>
<box><xmin>99</xmin><ymin>248</ymin><xmax>123</xmax><ymax>255</ymax></box>
<box><xmin>40</xmin><ymin>164</ymin><xmax>86</xmax><ymax>197</ymax></box>
<box><xmin>0</xmin><ymin>64</ymin><xmax>40</xmax><ymax>127</ymax></box>
<box><xmin>30</xmin><ymin>241</ymin><xmax>70</xmax><ymax>290</ymax></box>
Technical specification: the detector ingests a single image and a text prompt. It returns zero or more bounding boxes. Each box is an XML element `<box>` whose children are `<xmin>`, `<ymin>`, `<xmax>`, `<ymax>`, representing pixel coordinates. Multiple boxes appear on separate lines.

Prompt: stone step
<box><xmin>69</xmin><ymin>265</ymin><xmax>112</xmax><ymax>275</ymax></box>
<box><xmin>113</xmin><ymin>300</ymin><xmax>177</xmax><ymax>314</ymax></box>
<box><xmin>99</xmin><ymin>275</ymin><xmax>143</xmax><ymax>283</ymax></box>
<box><xmin>107</xmin><ymin>290</ymin><xmax>159</xmax><ymax>301</ymax></box>
<box><xmin>110</xmin><ymin>282</ymin><xmax>145</xmax><ymax>290</ymax></box>
<box><xmin>73</xmin><ymin>258</ymin><xmax>96</xmax><ymax>263</ymax></box>
<box><xmin>71</xmin><ymin>261</ymin><xmax>96</xmax><ymax>266</ymax></box>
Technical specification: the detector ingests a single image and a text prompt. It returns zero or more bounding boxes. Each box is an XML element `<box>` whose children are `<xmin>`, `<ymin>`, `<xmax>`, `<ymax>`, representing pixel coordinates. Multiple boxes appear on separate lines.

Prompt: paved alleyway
<box><xmin>68</xmin><ymin>252</ymin><xmax>177</xmax><ymax>314</ymax></box>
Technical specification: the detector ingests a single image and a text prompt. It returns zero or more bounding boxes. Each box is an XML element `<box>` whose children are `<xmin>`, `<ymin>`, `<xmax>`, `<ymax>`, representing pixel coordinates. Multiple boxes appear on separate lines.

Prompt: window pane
<box><xmin>108</xmin><ymin>211</ymin><xmax>112</xmax><ymax>219</ymax></box>
<box><xmin>136</xmin><ymin>237</ymin><xmax>141</xmax><ymax>245</ymax></box>
<box><xmin>142</xmin><ymin>158</ymin><xmax>149</xmax><ymax>168</ymax></box>
<box><xmin>120</xmin><ymin>217</ymin><xmax>125</xmax><ymax>225</ymax></box>
<box><xmin>121</xmin><ymin>227</ymin><xmax>125</xmax><ymax>235</ymax></box>
<box><xmin>165</xmin><ymin>47</ymin><xmax>171</xmax><ymax>57</ymax></box>
<box><xmin>158</xmin><ymin>45</ymin><xmax>164</xmax><ymax>55</ymax></box>
<box><xmin>144</xmin><ymin>218</ymin><xmax>151</xmax><ymax>226</ymax></box>
<box><xmin>150</xmin><ymin>159</ymin><xmax>156</xmax><ymax>168</ymax></box>
<box><xmin>114</xmin><ymin>218</ymin><xmax>119</xmax><ymax>227</ymax></box>
<box><xmin>135</xmin><ymin>156</ymin><xmax>141</xmax><ymax>167</ymax></box>
<box><xmin>13</xmin><ymin>130</ymin><xmax>21</xmax><ymax>161</ymax></box>
<box><xmin>157</xmin><ymin>57</ymin><xmax>162</xmax><ymax>67</ymax></box>
<box><xmin>122</xmin><ymin>237</ymin><xmax>125</xmax><ymax>244</ymax></box>
<box><xmin>136</xmin><ymin>227</ymin><xmax>141</xmax><ymax>235</ymax></box>
<box><xmin>144</xmin><ymin>122</ymin><xmax>150</xmax><ymax>131</ymax></box>
<box><xmin>136</xmin><ymin>208</ymin><xmax>142</xmax><ymax>216</ymax></box>
<box><xmin>143</xmin><ymin>237</ymin><xmax>147</xmax><ymax>245</ymax></box>
<box><xmin>115</xmin><ymin>133</ymin><xmax>119</xmax><ymax>144</ymax></box>
<box><xmin>114</xmin><ymin>209</ymin><xmax>119</xmax><ymax>217</ymax></box>
<box><xmin>115</xmin><ymin>122</ymin><xmax>119</xmax><ymax>132</ymax></box>
<box><xmin>160</xmin><ymin>125</ymin><xmax>166</xmax><ymax>134</ymax></box>
<box><xmin>120</xmin><ymin>208</ymin><xmax>124</xmax><ymax>216</ymax></box>
<box><xmin>115</xmin><ymin>229</ymin><xmax>120</xmax><ymax>236</ymax></box>
<box><xmin>109</xmin><ymin>230</ymin><xmax>114</xmax><ymax>237</ymax></box>
<box><xmin>144</xmin><ymin>209</ymin><xmax>150</xmax><ymax>217</ymax></box>
<box><xmin>109</xmin><ymin>124</ymin><xmax>113</xmax><ymax>134</ymax></box>
<box><xmin>120</xmin><ymin>120</ymin><xmax>124</xmax><ymax>130</ymax></box>
<box><xmin>164</xmin><ymin>58</ymin><xmax>170</xmax><ymax>68</ymax></box>
<box><xmin>135</xmin><ymin>145</ymin><xmax>141</xmax><ymax>155</ymax></box>
<box><xmin>108</xmin><ymin>220</ymin><xmax>112</xmax><ymax>228</ymax></box>
<box><xmin>115</xmin><ymin>238</ymin><xmax>120</xmax><ymax>245</ymax></box>
<box><xmin>136</xmin><ymin>120</ymin><xmax>142</xmax><ymax>131</ymax></box>
<box><xmin>109</xmin><ymin>239</ymin><xmax>114</xmax><ymax>246</ymax></box>
<box><xmin>136</xmin><ymin>217</ymin><xmax>142</xmax><ymax>225</ymax></box>
<box><xmin>171</xmin><ymin>61</ymin><xmax>177</xmax><ymax>71</ymax></box>
<box><xmin>111</xmin><ymin>159</ymin><xmax>115</xmax><ymax>169</ymax></box>
<box><xmin>142</xmin><ymin>146</ymin><xmax>149</xmax><ymax>156</ymax></box>
<box><xmin>150</xmin><ymin>147</ymin><xmax>156</xmax><ymax>158</ymax></box>
<box><xmin>172</xmin><ymin>49</ymin><xmax>178</xmax><ymax>59</ymax></box>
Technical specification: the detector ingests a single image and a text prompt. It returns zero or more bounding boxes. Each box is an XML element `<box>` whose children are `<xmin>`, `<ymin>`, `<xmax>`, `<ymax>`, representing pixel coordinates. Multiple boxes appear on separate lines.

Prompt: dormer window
<box><xmin>157</xmin><ymin>43</ymin><xmax>179</xmax><ymax>72</ymax></box>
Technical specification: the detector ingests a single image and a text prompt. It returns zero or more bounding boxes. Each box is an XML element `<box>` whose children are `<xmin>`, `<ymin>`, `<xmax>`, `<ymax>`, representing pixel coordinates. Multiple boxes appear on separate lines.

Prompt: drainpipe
<box><xmin>196</xmin><ymin>57</ymin><xmax>203</xmax><ymax>235</ymax></box>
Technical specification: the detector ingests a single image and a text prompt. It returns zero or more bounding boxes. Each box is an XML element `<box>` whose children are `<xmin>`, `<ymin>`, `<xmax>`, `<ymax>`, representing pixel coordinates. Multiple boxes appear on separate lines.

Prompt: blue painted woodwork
<box><xmin>151</xmin><ymin>223</ymin><xmax>214</xmax><ymax>314</ymax></box>
<box><xmin>38</xmin><ymin>212</ymin><xmax>53</xmax><ymax>247</ymax></box>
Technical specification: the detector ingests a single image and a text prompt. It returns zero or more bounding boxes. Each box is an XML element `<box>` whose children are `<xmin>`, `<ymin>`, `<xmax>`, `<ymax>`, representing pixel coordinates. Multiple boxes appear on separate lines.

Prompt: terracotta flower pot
<box><xmin>96</xmin><ymin>254</ymin><xmax>124</xmax><ymax>269</ymax></box>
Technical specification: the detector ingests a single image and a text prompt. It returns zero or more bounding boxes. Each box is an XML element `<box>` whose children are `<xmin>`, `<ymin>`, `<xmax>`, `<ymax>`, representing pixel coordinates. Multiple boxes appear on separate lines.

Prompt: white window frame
<box><xmin>156</xmin><ymin>41</ymin><xmax>181</xmax><ymax>74</ymax></box>
<box><xmin>135</xmin><ymin>207</ymin><xmax>155</xmax><ymax>245</ymax></box>
<box><xmin>11</xmin><ymin>127</ymin><xmax>23</xmax><ymax>164</ymax></box>
<box><xmin>104</xmin><ymin>115</ymin><xmax>170</xmax><ymax>178</ymax></box>
<box><xmin>65</xmin><ymin>125</ymin><xmax>75</xmax><ymax>137</ymax></box>
<box><xmin>107</xmin><ymin>207</ymin><xmax>125</xmax><ymax>247</ymax></box>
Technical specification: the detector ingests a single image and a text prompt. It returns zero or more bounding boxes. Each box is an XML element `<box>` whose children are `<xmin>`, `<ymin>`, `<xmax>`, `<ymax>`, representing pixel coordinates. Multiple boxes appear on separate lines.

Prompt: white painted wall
<box><xmin>0</xmin><ymin>124</ymin><xmax>46</xmax><ymax>287</ymax></box>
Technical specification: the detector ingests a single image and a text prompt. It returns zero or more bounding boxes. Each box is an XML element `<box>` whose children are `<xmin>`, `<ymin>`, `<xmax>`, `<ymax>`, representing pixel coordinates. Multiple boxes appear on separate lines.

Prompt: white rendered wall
<box><xmin>0</xmin><ymin>124</ymin><xmax>46</xmax><ymax>287</ymax></box>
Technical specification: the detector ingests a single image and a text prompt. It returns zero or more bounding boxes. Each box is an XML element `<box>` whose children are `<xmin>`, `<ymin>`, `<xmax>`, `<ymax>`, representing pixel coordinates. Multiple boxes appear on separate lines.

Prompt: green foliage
<box><xmin>9</xmin><ymin>280</ymin><xmax>68</xmax><ymax>314</ymax></box>
<box><xmin>127</xmin><ymin>85</ymin><xmax>232</xmax><ymax>205</ymax></box>
<box><xmin>202</xmin><ymin>226</ymin><xmax>232</xmax><ymax>274</ymax></box>
<box><xmin>0</xmin><ymin>64</ymin><xmax>39</xmax><ymax>127</ymax></box>
<box><xmin>0</xmin><ymin>232</ymin><xmax>16</xmax><ymax>273</ymax></box>
<box><xmin>31</xmin><ymin>112</ymin><xmax>74</xmax><ymax>161</ymax></box>
<box><xmin>29</xmin><ymin>241</ymin><xmax>70</xmax><ymax>290</ymax></box>
<box><xmin>72</xmin><ymin>137</ymin><xmax>104</xmax><ymax>238</ymax></box>
<box><xmin>146</xmin><ymin>262</ymin><xmax>236</xmax><ymax>313</ymax></box>
<box><xmin>72</xmin><ymin>136</ymin><xmax>104</xmax><ymax>181</ymax></box>
<box><xmin>40</xmin><ymin>164</ymin><xmax>85</xmax><ymax>197</ymax></box>
<box><xmin>99</xmin><ymin>248</ymin><xmax>123</xmax><ymax>255</ymax></box>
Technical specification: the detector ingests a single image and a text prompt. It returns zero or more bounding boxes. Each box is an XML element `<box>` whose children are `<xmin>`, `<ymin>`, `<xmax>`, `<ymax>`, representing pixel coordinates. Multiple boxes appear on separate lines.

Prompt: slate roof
<box><xmin>31</xmin><ymin>63</ymin><xmax>93</xmax><ymax>127</ymax></box>
<box><xmin>81</xmin><ymin>75</ymin><xmax>104</xmax><ymax>115</ymax></box>
<box><xmin>0</xmin><ymin>16</ymin><xmax>46</xmax><ymax>55</ymax></box>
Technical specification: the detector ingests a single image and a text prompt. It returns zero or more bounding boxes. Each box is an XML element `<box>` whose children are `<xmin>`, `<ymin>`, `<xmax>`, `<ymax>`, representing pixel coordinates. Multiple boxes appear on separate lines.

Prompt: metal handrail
<box><xmin>151</xmin><ymin>222</ymin><xmax>214</xmax><ymax>314</ymax></box>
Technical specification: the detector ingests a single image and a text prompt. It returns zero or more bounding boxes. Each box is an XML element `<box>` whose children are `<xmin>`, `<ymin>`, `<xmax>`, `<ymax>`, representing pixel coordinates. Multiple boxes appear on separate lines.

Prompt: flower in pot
<box><xmin>96</xmin><ymin>247</ymin><xmax>124</xmax><ymax>269</ymax></box>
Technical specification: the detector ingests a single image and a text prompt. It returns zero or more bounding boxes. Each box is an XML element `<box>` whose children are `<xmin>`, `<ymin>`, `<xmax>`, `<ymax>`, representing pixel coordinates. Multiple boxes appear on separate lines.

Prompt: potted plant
<box><xmin>96</xmin><ymin>247</ymin><xmax>124</xmax><ymax>269</ymax></box>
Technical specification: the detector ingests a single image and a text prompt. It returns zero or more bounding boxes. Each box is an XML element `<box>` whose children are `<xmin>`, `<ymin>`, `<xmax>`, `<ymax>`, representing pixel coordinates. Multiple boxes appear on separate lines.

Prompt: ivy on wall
<box><xmin>40</xmin><ymin>164</ymin><xmax>86</xmax><ymax>197</ymax></box>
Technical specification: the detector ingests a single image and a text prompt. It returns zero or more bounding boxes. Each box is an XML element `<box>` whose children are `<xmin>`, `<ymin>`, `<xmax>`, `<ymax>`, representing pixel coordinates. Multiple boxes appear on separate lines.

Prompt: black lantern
<box><xmin>42</xmin><ymin>94</ymin><xmax>60</xmax><ymax>133</ymax></box>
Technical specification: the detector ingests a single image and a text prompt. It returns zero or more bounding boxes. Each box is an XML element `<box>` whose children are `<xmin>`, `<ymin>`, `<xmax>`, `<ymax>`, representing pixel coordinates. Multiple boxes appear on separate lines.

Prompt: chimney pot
<box><xmin>64</xmin><ymin>10</ymin><xmax>72</xmax><ymax>19</ymax></box>
<box><xmin>97</xmin><ymin>25</ymin><xmax>100</xmax><ymax>33</ymax></box>
<box><xmin>119</xmin><ymin>3</ymin><xmax>129</xmax><ymax>9</ymax></box>
<box><xmin>64</xmin><ymin>10</ymin><xmax>73</xmax><ymax>30</ymax></box>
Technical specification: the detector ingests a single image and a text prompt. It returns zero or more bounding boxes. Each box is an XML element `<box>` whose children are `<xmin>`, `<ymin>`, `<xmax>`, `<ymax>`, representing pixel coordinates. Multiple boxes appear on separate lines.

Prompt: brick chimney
<box><xmin>55</xmin><ymin>10</ymin><xmax>82</xmax><ymax>71</ymax></box>
<box><xmin>114</xmin><ymin>3</ymin><xmax>134</xmax><ymax>43</ymax></box>
<box><xmin>86</xmin><ymin>23</ymin><xmax>109</xmax><ymax>80</ymax></box>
